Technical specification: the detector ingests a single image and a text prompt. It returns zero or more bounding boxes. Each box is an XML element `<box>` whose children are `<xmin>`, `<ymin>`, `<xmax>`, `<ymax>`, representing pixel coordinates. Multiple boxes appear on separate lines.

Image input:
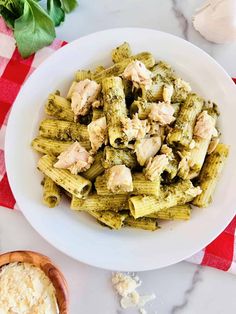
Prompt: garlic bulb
<box><xmin>192</xmin><ymin>0</ymin><xmax>236</xmax><ymax>44</ymax></box>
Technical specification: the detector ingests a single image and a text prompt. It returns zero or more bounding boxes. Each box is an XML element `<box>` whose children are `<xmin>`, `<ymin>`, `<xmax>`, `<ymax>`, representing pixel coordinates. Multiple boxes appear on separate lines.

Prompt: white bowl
<box><xmin>5</xmin><ymin>28</ymin><xmax>236</xmax><ymax>271</ymax></box>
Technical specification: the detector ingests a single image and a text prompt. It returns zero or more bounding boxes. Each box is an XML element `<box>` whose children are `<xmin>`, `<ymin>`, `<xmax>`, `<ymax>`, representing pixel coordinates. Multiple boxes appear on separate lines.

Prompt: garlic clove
<box><xmin>193</xmin><ymin>0</ymin><xmax>236</xmax><ymax>44</ymax></box>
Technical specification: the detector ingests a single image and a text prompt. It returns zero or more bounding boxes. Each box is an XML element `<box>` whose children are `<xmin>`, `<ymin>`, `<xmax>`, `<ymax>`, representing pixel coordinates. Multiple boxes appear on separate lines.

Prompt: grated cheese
<box><xmin>0</xmin><ymin>262</ymin><xmax>59</xmax><ymax>314</ymax></box>
<box><xmin>112</xmin><ymin>272</ymin><xmax>156</xmax><ymax>314</ymax></box>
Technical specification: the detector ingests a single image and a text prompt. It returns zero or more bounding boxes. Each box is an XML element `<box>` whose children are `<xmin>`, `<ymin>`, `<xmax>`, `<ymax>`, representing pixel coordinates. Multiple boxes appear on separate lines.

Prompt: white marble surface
<box><xmin>1</xmin><ymin>0</ymin><xmax>236</xmax><ymax>313</ymax></box>
<box><xmin>1</xmin><ymin>207</ymin><xmax>236</xmax><ymax>314</ymax></box>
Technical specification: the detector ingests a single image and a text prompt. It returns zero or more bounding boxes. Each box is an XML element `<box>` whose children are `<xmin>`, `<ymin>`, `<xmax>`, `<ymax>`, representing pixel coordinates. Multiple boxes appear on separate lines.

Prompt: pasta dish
<box><xmin>31</xmin><ymin>42</ymin><xmax>229</xmax><ymax>231</ymax></box>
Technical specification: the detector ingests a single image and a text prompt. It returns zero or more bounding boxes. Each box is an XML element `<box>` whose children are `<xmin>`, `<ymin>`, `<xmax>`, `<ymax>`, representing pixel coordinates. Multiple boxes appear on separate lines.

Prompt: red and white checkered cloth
<box><xmin>0</xmin><ymin>17</ymin><xmax>236</xmax><ymax>273</ymax></box>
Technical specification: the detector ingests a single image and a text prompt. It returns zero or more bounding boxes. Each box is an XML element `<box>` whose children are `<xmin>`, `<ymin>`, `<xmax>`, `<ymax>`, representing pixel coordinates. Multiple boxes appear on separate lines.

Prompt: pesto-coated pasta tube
<box><xmin>163</xmin><ymin>158</ymin><xmax>179</xmax><ymax>182</ymax></box>
<box><xmin>124</xmin><ymin>216</ymin><xmax>159</xmax><ymax>231</ymax></box>
<box><xmin>172</xmin><ymin>102</ymin><xmax>181</xmax><ymax>117</ymax></box>
<box><xmin>188</xmin><ymin>104</ymin><xmax>219</xmax><ymax>178</ymax></box>
<box><xmin>147</xmin><ymin>204</ymin><xmax>191</xmax><ymax>220</ymax></box>
<box><xmin>88</xmin><ymin>210</ymin><xmax>127</xmax><ymax>230</ymax></box>
<box><xmin>192</xmin><ymin>143</ymin><xmax>229</xmax><ymax>208</ymax></box>
<box><xmin>172</xmin><ymin>79</ymin><xmax>192</xmax><ymax>103</ymax></box>
<box><xmin>43</xmin><ymin>176</ymin><xmax>61</xmax><ymax>208</ymax></box>
<box><xmin>95</xmin><ymin>174</ymin><xmax>123</xmax><ymax>195</ymax></box>
<box><xmin>92</xmin><ymin>109</ymin><xmax>104</xmax><ymax>121</ymax></box>
<box><xmin>102</xmin><ymin>146</ymin><xmax>138</xmax><ymax>169</ymax></box>
<box><xmin>66</xmin><ymin>81</ymin><xmax>77</xmax><ymax>99</ymax></box>
<box><xmin>93</xmin><ymin>52</ymin><xmax>155</xmax><ymax>82</ymax></box>
<box><xmin>188</xmin><ymin>139</ymin><xmax>210</xmax><ymax>179</ymax></box>
<box><xmin>92</xmin><ymin>65</ymin><xmax>106</xmax><ymax>77</ymax></box>
<box><xmin>130</xmin><ymin>99</ymin><xmax>180</xmax><ymax>120</ymax></box>
<box><xmin>83</xmin><ymin>151</ymin><xmax>104</xmax><ymax>181</ymax></box>
<box><xmin>141</xmin><ymin>75</ymin><xmax>164</xmax><ymax>102</ymax></box>
<box><xmin>151</xmin><ymin>61</ymin><xmax>175</xmax><ymax>79</ymax></box>
<box><xmin>95</xmin><ymin>173</ymin><xmax>160</xmax><ymax>197</ymax></box>
<box><xmin>129</xmin><ymin>180</ymin><xmax>201</xmax><ymax>218</ymax></box>
<box><xmin>39</xmin><ymin>119</ymin><xmax>89</xmax><ymax>141</ymax></box>
<box><xmin>122</xmin><ymin>79</ymin><xmax>133</xmax><ymax>103</ymax></box>
<box><xmin>132</xmin><ymin>173</ymin><xmax>160</xmax><ymax>197</ymax></box>
<box><xmin>75</xmin><ymin>69</ymin><xmax>92</xmax><ymax>81</ymax></box>
<box><xmin>112</xmin><ymin>42</ymin><xmax>132</xmax><ymax>63</ymax></box>
<box><xmin>31</xmin><ymin>137</ymin><xmax>91</xmax><ymax>156</ymax></box>
<box><xmin>71</xmin><ymin>193</ymin><xmax>129</xmax><ymax>211</ymax></box>
<box><xmin>38</xmin><ymin>155</ymin><xmax>92</xmax><ymax>199</ymax></box>
<box><xmin>102</xmin><ymin>76</ymin><xmax>128</xmax><ymax>148</ymax></box>
<box><xmin>45</xmin><ymin>94</ymin><xmax>74</xmax><ymax>122</ymax></box>
<box><xmin>32</xmin><ymin>137</ymin><xmax>73</xmax><ymax>155</ymax></box>
<box><xmin>167</xmin><ymin>94</ymin><xmax>204</xmax><ymax>147</ymax></box>
<box><xmin>130</xmin><ymin>99</ymin><xmax>155</xmax><ymax>119</ymax></box>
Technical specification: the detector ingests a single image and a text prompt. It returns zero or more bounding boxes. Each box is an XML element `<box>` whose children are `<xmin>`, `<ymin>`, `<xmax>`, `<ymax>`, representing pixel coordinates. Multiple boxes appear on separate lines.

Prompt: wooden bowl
<box><xmin>0</xmin><ymin>250</ymin><xmax>69</xmax><ymax>314</ymax></box>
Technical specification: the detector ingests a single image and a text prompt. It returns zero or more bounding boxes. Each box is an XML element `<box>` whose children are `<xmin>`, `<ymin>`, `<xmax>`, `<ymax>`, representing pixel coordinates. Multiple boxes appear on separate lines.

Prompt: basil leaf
<box><xmin>47</xmin><ymin>0</ymin><xmax>65</xmax><ymax>26</ymax></box>
<box><xmin>14</xmin><ymin>0</ymin><xmax>56</xmax><ymax>58</ymax></box>
<box><xmin>0</xmin><ymin>0</ymin><xmax>23</xmax><ymax>28</ymax></box>
<box><xmin>0</xmin><ymin>5</ymin><xmax>16</xmax><ymax>28</ymax></box>
<box><xmin>60</xmin><ymin>0</ymin><xmax>77</xmax><ymax>13</ymax></box>
<box><xmin>0</xmin><ymin>0</ymin><xmax>23</xmax><ymax>15</ymax></box>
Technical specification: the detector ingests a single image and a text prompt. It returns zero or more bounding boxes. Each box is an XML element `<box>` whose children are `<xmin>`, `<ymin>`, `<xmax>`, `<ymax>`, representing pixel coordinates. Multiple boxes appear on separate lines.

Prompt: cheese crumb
<box><xmin>112</xmin><ymin>273</ymin><xmax>156</xmax><ymax>314</ymax></box>
<box><xmin>112</xmin><ymin>272</ymin><xmax>140</xmax><ymax>297</ymax></box>
<box><xmin>0</xmin><ymin>262</ymin><xmax>59</xmax><ymax>314</ymax></box>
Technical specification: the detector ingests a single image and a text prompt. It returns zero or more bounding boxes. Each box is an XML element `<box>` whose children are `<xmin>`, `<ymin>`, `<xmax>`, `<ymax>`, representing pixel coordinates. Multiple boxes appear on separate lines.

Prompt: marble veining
<box><xmin>171</xmin><ymin>266</ymin><xmax>203</xmax><ymax>314</ymax></box>
<box><xmin>171</xmin><ymin>0</ymin><xmax>189</xmax><ymax>40</ymax></box>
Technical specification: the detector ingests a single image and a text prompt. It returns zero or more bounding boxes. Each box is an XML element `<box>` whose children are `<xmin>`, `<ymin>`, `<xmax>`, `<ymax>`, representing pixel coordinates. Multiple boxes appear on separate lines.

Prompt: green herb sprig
<box><xmin>0</xmin><ymin>0</ymin><xmax>78</xmax><ymax>58</ymax></box>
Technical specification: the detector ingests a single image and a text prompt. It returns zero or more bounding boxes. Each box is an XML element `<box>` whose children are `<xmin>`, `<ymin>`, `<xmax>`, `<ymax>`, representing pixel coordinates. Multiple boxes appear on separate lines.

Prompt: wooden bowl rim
<box><xmin>0</xmin><ymin>250</ymin><xmax>69</xmax><ymax>314</ymax></box>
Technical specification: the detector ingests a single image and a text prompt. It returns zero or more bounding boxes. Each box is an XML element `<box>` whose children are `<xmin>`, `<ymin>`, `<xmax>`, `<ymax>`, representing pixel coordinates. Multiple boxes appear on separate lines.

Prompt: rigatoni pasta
<box><xmin>102</xmin><ymin>146</ymin><xmax>138</xmax><ymax>169</ymax></box>
<box><xmin>95</xmin><ymin>172</ymin><xmax>160</xmax><ymax>197</ymax></box>
<box><xmin>167</xmin><ymin>94</ymin><xmax>204</xmax><ymax>147</ymax></box>
<box><xmin>32</xmin><ymin>42</ymin><xmax>229</xmax><ymax>231</ymax></box>
<box><xmin>147</xmin><ymin>204</ymin><xmax>191</xmax><ymax>220</ymax></box>
<box><xmin>129</xmin><ymin>180</ymin><xmax>201</xmax><ymax>219</ymax></box>
<box><xmin>93</xmin><ymin>52</ymin><xmax>155</xmax><ymax>82</ymax></box>
<box><xmin>187</xmin><ymin>103</ymin><xmax>219</xmax><ymax>178</ymax></box>
<box><xmin>82</xmin><ymin>151</ymin><xmax>104</xmax><ymax>181</ymax></box>
<box><xmin>102</xmin><ymin>76</ymin><xmax>128</xmax><ymax>148</ymax></box>
<box><xmin>38</xmin><ymin>155</ymin><xmax>92</xmax><ymax>199</ymax></box>
<box><xmin>151</xmin><ymin>61</ymin><xmax>174</xmax><ymax>79</ymax></box>
<box><xmin>192</xmin><ymin>144</ymin><xmax>229</xmax><ymax>207</ymax></box>
<box><xmin>130</xmin><ymin>99</ymin><xmax>180</xmax><ymax>120</ymax></box>
<box><xmin>70</xmin><ymin>193</ymin><xmax>129</xmax><ymax>211</ymax></box>
<box><xmin>112</xmin><ymin>42</ymin><xmax>132</xmax><ymax>63</ymax></box>
<box><xmin>140</xmin><ymin>75</ymin><xmax>164</xmax><ymax>102</ymax></box>
<box><xmin>124</xmin><ymin>216</ymin><xmax>159</xmax><ymax>231</ymax></box>
<box><xmin>45</xmin><ymin>94</ymin><xmax>74</xmax><ymax>121</ymax></box>
<box><xmin>43</xmin><ymin>176</ymin><xmax>61</xmax><ymax>208</ymax></box>
<box><xmin>31</xmin><ymin>137</ymin><xmax>90</xmax><ymax>155</ymax></box>
<box><xmin>88</xmin><ymin>210</ymin><xmax>127</xmax><ymax>230</ymax></box>
<box><xmin>39</xmin><ymin>119</ymin><xmax>89</xmax><ymax>141</ymax></box>
<box><xmin>75</xmin><ymin>69</ymin><xmax>92</xmax><ymax>81</ymax></box>
<box><xmin>92</xmin><ymin>109</ymin><xmax>104</xmax><ymax>121</ymax></box>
